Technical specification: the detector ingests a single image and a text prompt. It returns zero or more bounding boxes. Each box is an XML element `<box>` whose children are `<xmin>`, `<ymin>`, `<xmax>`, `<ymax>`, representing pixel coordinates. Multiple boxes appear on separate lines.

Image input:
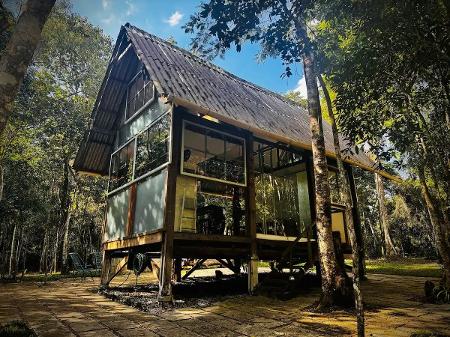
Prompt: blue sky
<box><xmin>72</xmin><ymin>0</ymin><xmax>307</xmax><ymax>96</ymax></box>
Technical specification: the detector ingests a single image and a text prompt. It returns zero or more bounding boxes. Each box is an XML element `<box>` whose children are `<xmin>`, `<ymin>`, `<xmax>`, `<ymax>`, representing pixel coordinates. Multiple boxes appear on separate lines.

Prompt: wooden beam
<box><xmin>106</xmin><ymin>256</ymin><xmax>128</xmax><ymax>286</ymax></box>
<box><xmin>100</xmin><ymin>250</ymin><xmax>112</xmax><ymax>286</ymax></box>
<box><xmin>103</xmin><ymin>231</ymin><xmax>163</xmax><ymax>251</ymax></box>
<box><xmin>173</xmin><ymin>232</ymin><xmax>250</xmax><ymax>243</ymax></box>
<box><xmin>158</xmin><ymin>107</ymin><xmax>179</xmax><ymax>302</ymax></box>
<box><xmin>245</xmin><ymin>133</ymin><xmax>258</xmax><ymax>294</ymax></box>
<box><xmin>182</xmin><ymin>259</ymin><xmax>206</xmax><ymax>280</ymax></box>
<box><xmin>217</xmin><ymin>259</ymin><xmax>240</xmax><ymax>274</ymax></box>
<box><xmin>174</xmin><ymin>258</ymin><xmax>182</xmax><ymax>282</ymax></box>
<box><xmin>126</xmin><ymin>184</ymin><xmax>137</xmax><ymax>237</ymax></box>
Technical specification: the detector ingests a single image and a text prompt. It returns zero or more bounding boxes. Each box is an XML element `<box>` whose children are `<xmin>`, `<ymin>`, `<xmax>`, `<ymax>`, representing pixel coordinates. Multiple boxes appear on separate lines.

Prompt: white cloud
<box><xmin>165</xmin><ymin>11</ymin><xmax>183</xmax><ymax>26</ymax></box>
<box><xmin>101</xmin><ymin>13</ymin><xmax>116</xmax><ymax>25</ymax></box>
<box><xmin>125</xmin><ymin>0</ymin><xmax>136</xmax><ymax>16</ymax></box>
<box><xmin>101</xmin><ymin>0</ymin><xmax>110</xmax><ymax>9</ymax></box>
<box><xmin>294</xmin><ymin>76</ymin><xmax>307</xmax><ymax>98</ymax></box>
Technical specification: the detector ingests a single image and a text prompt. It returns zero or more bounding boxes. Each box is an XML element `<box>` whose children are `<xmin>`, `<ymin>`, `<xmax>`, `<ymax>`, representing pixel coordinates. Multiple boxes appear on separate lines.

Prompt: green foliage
<box><xmin>0</xmin><ymin>320</ymin><xmax>36</xmax><ymax>337</ymax></box>
<box><xmin>0</xmin><ymin>2</ymin><xmax>111</xmax><ymax>275</ymax></box>
<box><xmin>184</xmin><ymin>0</ymin><xmax>316</xmax><ymax>76</ymax></box>
<box><xmin>284</xmin><ymin>91</ymin><xmax>308</xmax><ymax>109</ymax></box>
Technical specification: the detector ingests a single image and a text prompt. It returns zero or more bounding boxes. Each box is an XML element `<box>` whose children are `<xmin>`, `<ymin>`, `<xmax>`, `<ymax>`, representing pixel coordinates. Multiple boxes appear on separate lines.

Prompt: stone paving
<box><xmin>0</xmin><ymin>274</ymin><xmax>449</xmax><ymax>337</ymax></box>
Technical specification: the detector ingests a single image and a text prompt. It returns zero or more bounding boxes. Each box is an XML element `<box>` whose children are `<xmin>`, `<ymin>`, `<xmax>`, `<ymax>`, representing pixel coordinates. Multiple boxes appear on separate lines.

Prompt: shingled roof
<box><xmin>74</xmin><ymin>23</ymin><xmax>380</xmax><ymax>177</ymax></box>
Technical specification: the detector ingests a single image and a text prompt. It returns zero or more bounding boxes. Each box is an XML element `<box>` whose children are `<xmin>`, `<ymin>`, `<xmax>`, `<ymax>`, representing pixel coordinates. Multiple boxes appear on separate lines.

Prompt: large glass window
<box><xmin>125</xmin><ymin>70</ymin><xmax>154</xmax><ymax>121</ymax></box>
<box><xmin>182</xmin><ymin>121</ymin><xmax>246</xmax><ymax>185</ymax></box>
<box><xmin>109</xmin><ymin>141</ymin><xmax>135</xmax><ymax>192</ymax></box>
<box><xmin>253</xmin><ymin>141</ymin><xmax>307</xmax><ymax>237</ymax></box>
<box><xmin>134</xmin><ymin>114</ymin><xmax>170</xmax><ymax>178</ymax></box>
<box><xmin>108</xmin><ymin>113</ymin><xmax>171</xmax><ymax>193</ymax></box>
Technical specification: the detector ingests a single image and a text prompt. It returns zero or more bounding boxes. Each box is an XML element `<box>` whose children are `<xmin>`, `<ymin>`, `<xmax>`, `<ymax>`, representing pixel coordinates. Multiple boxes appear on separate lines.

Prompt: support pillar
<box><xmin>158</xmin><ymin>107</ymin><xmax>181</xmax><ymax>302</ymax></box>
<box><xmin>100</xmin><ymin>249</ymin><xmax>111</xmax><ymax>286</ymax></box>
<box><xmin>245</xmin><ymin>133</ymin><xmax>258</xmax><ymax>293</ymax></box>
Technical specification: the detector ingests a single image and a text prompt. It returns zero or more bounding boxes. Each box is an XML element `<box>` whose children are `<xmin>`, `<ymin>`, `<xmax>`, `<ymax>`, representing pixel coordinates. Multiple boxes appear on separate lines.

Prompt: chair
<box><xmin>68</xmin><ymin>252</ymin><xmax>96</xmax><ymax>279</ymax></box>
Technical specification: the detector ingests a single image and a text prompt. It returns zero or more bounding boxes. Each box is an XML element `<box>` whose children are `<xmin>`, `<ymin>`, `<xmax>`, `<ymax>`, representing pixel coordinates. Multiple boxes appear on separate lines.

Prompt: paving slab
<box><xmin>1</xmin><ymin>274</ymin><xmax>449</xmax><ymax>337</ymax></box>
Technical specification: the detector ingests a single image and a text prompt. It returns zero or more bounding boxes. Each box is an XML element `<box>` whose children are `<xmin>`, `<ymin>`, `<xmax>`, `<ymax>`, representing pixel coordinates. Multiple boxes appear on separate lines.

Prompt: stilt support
<box><xmin>100</xmin><ymin>250</ymin><xmax>112</xmax><ymax>286</ymax></box>
<box><xmin>248</xmin><ymin>254</ymin><xmax>259</xmax><ymax>294</ymax></box>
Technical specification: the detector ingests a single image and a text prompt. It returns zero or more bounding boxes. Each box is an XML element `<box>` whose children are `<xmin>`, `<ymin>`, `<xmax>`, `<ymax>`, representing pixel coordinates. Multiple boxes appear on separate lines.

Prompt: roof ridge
<box><xmin>124</xmin><ymin>23</ymin><xmax>303</xmax><ymax>111</ymax></box>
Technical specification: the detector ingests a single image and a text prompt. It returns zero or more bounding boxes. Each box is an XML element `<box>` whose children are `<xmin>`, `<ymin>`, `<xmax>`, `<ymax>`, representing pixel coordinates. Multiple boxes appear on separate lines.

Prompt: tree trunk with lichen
<box><xmin>418</xmin><ymin>166</ymin><xmax>450</xmax><ymax>288</ymax></box>
<box><xmin>303</xmin><ymin>50</ymin><xmax>351</xmax><ymax>308</ymax></box>
<box><xmin>374</xmin><ymin>173</ymin><xmax>397</xmax><ymax>257</ymax></box>
<box><xmin>0</xmin><ymin>0</ymin><xmax>56</xmax><ymax>137</ymax></box>
<box><xmin>319</xmin><ymin>74</ymin><xmax>364</xmax><ymax>336</ymax></box>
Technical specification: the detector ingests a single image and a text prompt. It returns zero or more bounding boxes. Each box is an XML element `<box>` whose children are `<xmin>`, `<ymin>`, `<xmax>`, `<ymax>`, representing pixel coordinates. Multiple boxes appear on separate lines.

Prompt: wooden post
<box><xmin>346</xmin><ymin>164</ymin><xmax>366</xmax><ymax>279</ymax></box>
<box><xmin>158</xmin><ymin>108</ymin><xmax>180</xmax><ymax>301</ymax></box>
<box><xmin>126</xmin><ymin>184</ymin><xmax>137</xmax><ymax>237</ymax></box>
<box><xmin>100</xmin><ymin>249</ymin><xmax>111</xmax><ymax>286</ymax></box>
<box><xmin>174</xmin><ymin>258</ymin><xmax>182</xmax><ymax>282</ymax></box>
<box><xmin>245</xmin><ymin>133</ymin><xmax>258</xmax><ymax>293</ymax></box>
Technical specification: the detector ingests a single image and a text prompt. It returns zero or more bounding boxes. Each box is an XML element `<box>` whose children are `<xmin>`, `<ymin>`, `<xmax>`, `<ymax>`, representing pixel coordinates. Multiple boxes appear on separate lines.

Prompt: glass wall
<box><xmin>108</xmin><ymin>113</ymin><xmax>171</xmax><ymax>193</ymax></box>
<box><xmin>253</xmin><ymin>141</ymin><xmax>308</xmax><ymax>237</ymax></box>
<box><xmin>175</xmin><ymin>120</ymin><xmax>246</xmax><ymax>236</ymax></box>
<box><xmin>181</xmin><ymin>121</ymin><xmax>246</xmax><ymax>185</ymax></box>
<box><xmin>135</xmin><ymin>115</ymin><xmax>170</xmax><ymax>178</ymax></box>
<box><xmin>108</xmin><ymin>141</ymin><xmax>135</xmax><ymax>192</ymax></box>
<box><xmin>105</xmin><ymin>113</ymin><xmax>171</xmax><ymax>241</ymax></box>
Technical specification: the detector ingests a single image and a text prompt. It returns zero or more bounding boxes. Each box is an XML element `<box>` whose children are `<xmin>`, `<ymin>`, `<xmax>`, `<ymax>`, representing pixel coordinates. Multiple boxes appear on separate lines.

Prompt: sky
<box><xmin>72</xmin><ymin>0</ymin><xmax>307</xmax><ymax>97</ymax></box>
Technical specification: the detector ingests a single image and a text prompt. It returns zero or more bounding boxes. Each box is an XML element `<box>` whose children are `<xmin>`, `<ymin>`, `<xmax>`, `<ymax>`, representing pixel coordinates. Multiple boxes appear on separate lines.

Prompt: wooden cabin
<box><xmin>74</xmin><ymin>24</ymin><xmax>387</xmax><ymax>301</ymax></box>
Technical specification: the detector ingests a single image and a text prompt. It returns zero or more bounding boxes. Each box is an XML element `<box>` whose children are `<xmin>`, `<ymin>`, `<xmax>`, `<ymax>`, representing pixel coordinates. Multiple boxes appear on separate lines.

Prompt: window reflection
<box><xmin>109</xmin><ymin>141</ymin><xmax>135</xmax><ymax>191</ymax></box>
<box><xmin>182</xmin><ymin>121</ymin><xmax>246</xmax><ymax>185</ymax></box>
<box><xmin>134</xmin><ymin>115</ymin><xmax>170</xmax><ymax>178</ymax></box>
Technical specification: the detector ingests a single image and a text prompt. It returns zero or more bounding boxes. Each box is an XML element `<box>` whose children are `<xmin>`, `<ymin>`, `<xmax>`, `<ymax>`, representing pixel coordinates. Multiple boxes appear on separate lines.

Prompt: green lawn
<box><xmin>11</xmin><ymin>270</ymin><xmax>101</xmax><ymax>283</ymax></box>
<box><xmin>363</xmin><ymin>258</ymin><xmax>442</xmax><ymax>278</ymax></box>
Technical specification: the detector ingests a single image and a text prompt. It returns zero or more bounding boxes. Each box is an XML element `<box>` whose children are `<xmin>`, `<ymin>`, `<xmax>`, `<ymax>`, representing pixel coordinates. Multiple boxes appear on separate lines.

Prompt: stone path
<box><xmin>1</xmin><ymin>274</ymin><xmax>449</xmax><ymax>337</ymax></box>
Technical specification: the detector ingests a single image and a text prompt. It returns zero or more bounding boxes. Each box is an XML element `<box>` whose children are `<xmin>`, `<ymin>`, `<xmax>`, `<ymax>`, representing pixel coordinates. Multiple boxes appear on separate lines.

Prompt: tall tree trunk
<box><xmin>418</xmin><ymin>166</ymin><xmax>450</xmax><ymax>288</ymax></box>
<box><xmin>40</xmin><ymin>228</ymin><xmax>49</xmax><ymax>273</ymax></box>
<box><xmin>302</xmin><ymin>49</ymin><xmax>350</xmax><ymax>308</ymax></box>
<box><xmin>319</xmin><ymin>75</ymin><xmax>364</xmax><ymax>336</ymax></box>
<box><xmin>52</xmin><ymin>230</ymin><xmax>59</xmax><ymax>273</ymax></box>
<box><xmin>0</xmin><ymin>163</ymin><xmax>4</xmax><ymax>202</ymax></box>
<box><xmin>60</xmin><ymin>158</ymin><xmax>71</xmax><ymax>274</ymax></box>
<box><xmin>374</xmin><ymin>173</ymin><xmax>397</xmax><ymax>257</ymax></box>
<box><xmin>61</xmin><ymin>211</ymin><xmax>71</xmax><ymax>274</ymax></box>
<box><xmin>8</xmin><ymin>223</ymin><xmax>17</xmax><ymax>277</ymax></box>
<box><xmin>0</xmin><ymin>0</ymin><xmax>56</xmax><ymax>137</ymax></box>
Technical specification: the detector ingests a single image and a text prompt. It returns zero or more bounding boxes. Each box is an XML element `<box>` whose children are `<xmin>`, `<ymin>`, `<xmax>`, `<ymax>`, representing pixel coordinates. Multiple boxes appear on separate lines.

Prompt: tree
<box><xmin>0</xmin><ymin>0</ymin><xmax>56</xmax><ymax>137</ymax></box>
<box><xmin>316</xmin><ymin>0</ymin><xmax>450</xmax><ymax>286</ymax></box>
<box><xmin>185</xmin><ymin>0</ymin><xmax>352</xmax><ymax>307</ymax></box>
<box><xmin>374</xmin><ymin>173</ymin><xmax>397</xmax><ymax>257</ymax></box>
<box><xmin>0</xmin><ymin>1</ymin><xmax>110</xmax><ymax>277</ymax></box>
<box><xmin>318</xmin><ymin>74</ymin><xmax>364</xmax><ymax>335</ymax></box>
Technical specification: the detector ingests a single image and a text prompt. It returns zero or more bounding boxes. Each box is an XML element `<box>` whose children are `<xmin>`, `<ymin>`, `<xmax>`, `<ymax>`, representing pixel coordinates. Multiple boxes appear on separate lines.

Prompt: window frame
<box><xmin>180</xmin><ymin>120</ymin><xmax>247</xmax><ymax>187</ymax></box>
<box><xmin>123</xmin><ymin>70</ymin><xmax>156</xmax><ymax>125</ymax></box>
<box><xmin>108</xmin><ymin>112</ymin><xmax>172</xmax><ymax>196</ymax></box>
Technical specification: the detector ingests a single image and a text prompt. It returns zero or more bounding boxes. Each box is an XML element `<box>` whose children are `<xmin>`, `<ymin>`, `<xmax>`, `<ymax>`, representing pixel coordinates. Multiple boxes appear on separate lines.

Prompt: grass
<box><xmin>2</xmin><ymin>270</ymin><xmax>101</xmax><ymax>283</ymax></box>
<box><xmin>362</xmin><ymin>258</ymin><xmax>442</xmax><ymax>278</ymax></box>
<box><xmin>0</xmin><ymin>320</ymin><xmax>36</xmax><ymax>337</ymax></box>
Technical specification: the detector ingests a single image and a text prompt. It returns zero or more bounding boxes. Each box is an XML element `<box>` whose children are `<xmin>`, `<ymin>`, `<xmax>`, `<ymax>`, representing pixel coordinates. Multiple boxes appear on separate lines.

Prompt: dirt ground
<box><xmin>0</xmin><ymin>272</ymin><xmax>449</xmax><ymax>337</ymax></box>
